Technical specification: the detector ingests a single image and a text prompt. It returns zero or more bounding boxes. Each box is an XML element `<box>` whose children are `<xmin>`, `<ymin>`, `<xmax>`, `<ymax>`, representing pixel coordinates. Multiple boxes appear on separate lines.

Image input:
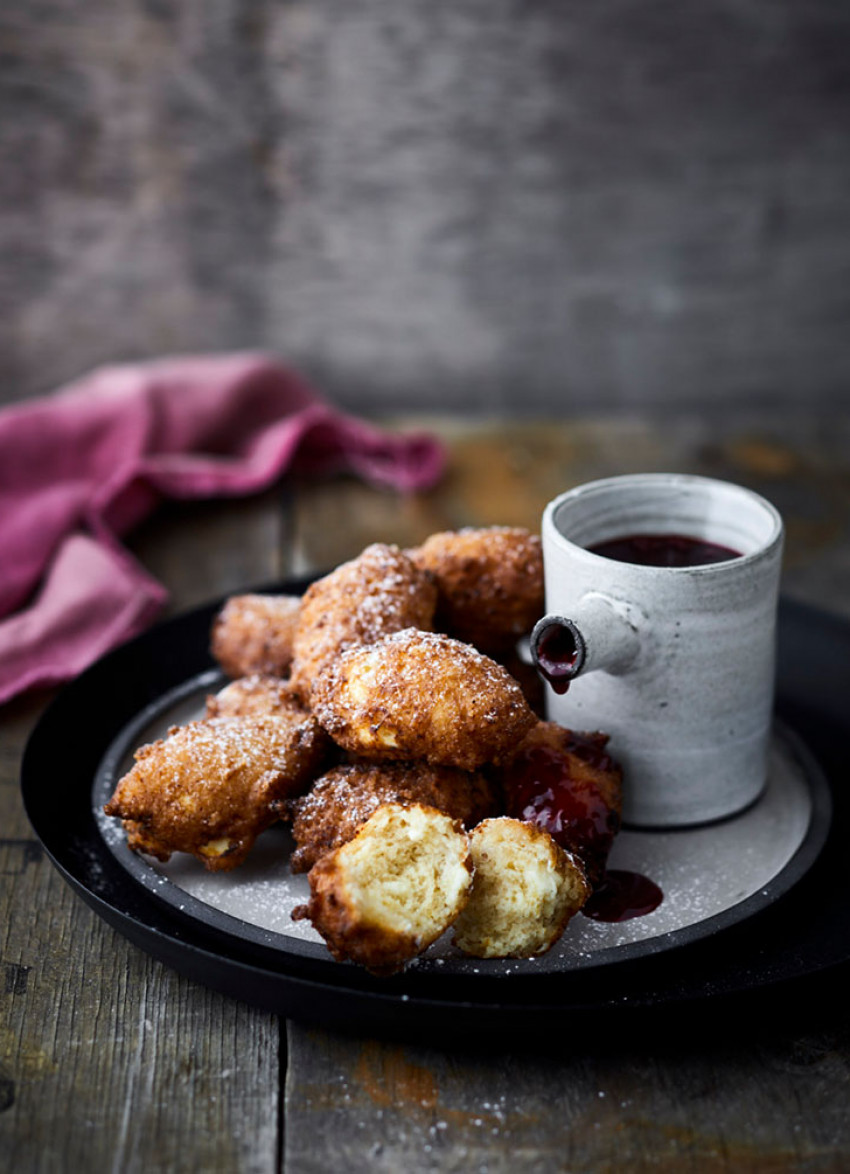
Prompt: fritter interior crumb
<box><xmin>289</xmin><ymin>760</ymin><xmax>499</xmax><ymax>872</ymax></box>
<box><xmin>293</xmin><ymin>803</ymin><xmax>473</xmax><ymax>975</ymax></box>
<box><xmin>452</xmin><ymin>817</ymin><xmax>590</xmax><ymax>958</ymax></box>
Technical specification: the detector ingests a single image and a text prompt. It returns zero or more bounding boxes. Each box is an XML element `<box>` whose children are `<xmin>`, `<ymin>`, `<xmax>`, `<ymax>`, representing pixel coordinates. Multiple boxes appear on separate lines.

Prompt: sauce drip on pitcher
<box><xmin>534</xmin><ymin>623</ymin><xmax>580</xmax><ymax>694</ymax></box>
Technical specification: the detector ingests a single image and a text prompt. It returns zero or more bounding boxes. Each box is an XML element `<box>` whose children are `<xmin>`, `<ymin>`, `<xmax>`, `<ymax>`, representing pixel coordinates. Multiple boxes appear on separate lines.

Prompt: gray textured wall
<box><xmin>2</xmin><ymin>1</ymin><xmax>849</xmax><ymax>414</ymax></box>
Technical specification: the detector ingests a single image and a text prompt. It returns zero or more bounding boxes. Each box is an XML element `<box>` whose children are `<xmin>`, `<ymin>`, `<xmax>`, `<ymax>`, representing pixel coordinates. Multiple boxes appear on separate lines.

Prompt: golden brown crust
<box><xmin>452</xmin><ymin>817</ymin><xmax>590</xmax><ymax>958</ymax></box>
<box><xmin>210</xmin><ymin>594</ymin><xmax>301</xmax><ymax>679</ymax></box>
<box><xmin>288</xmin><ymin>760</ymin><xmax>500</xmax><ymax>873</ymax></box>
<box><xmin>408</xmin><ymin>527</ymin><xmax>544</xmax><ymax>653</ymax></box>
<box><xmin>292</xmin><ymin>803</ymin><xmax>473</xmax><ymax>975</ymax></box>
<box><xmin>288</xmin><ymin>543</ymin><xmax>438</xmax><ymax>702</ymax></box>
<box><xmin>310</xmin><ymin>628</ymin><xmax>536</xmax><ymax>770</ymax></box>
<box><xmin>206</xmin><ymin>673</ymin><xmax>308</xmax><ymax>721</ymax></box>
<box><xmin>104</xmin><ymin>714</ymin><xmax>327</xmax><ymax>870</ymax></box>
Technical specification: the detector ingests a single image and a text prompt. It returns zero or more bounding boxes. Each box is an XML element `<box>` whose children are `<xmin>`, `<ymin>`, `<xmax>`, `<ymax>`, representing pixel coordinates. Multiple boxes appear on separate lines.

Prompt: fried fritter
<box><xmin>500</xmin><ymin>721</ymin><xmax>623</xmax><ymax>888</ymax></box>
<box><xmin>292</xmin><ymin>802</ymin><xmax>473</xmax><ymax>975</ymax></box>
<box><xmin>104</xmin><ymin>713</ymin><xmax>326</xmax><ymax>870</ymax></box>
<box><xmin>210</xmin><ymin>593</ymin><xmax>301</xmax><ymax>679</ymax></box>
<box><xmin>408</xmin><ymin>526</ymin><xmax>544</xmax><ymax>653</ymax></box>
<box><xmin>288</xmin><ymin>760</ymin><xmax>500</xmax><ymax>873</ymax></box>
<box><xmin>206</xmin><ymin>673</ymin><xmax>307</xmax><ymax>721</ymax></box>
<box><xmin>310</xmin><ymin>628</ymin><xmax>536</xmax><ymax>770</ymax></box>
<box><xmin>452</xmin><ymin>817</ymin><xmax>590</xmax><ymax>958</ymax></box>
<box><xmin>288</xmin><ymin>543</ymin><xmax>438</xmax><ymax>702</ymax></box>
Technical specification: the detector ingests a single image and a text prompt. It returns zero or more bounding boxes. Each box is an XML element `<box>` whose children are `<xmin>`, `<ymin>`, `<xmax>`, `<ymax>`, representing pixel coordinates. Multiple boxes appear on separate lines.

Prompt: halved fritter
<box><xmin>288</xmin><ymin>760</ymin><xmax>499</xmax><ymax>873</ymax></box>
<box><xmin>452</xmin><ymin>817</ymin><xmax>590</xmax><ymax>958</ymax></box>
<box><xmin>292</xmin><ymin>803</ymin><xmax>473</xmax><ymax>975</ymax></box>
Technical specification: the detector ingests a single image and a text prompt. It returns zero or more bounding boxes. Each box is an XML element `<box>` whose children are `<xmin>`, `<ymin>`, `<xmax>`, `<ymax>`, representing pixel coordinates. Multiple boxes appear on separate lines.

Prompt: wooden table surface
<box><xmin>3</xmin><ymin>414</ymin><xmax>850</xmax><ymax>1172</ymax></box>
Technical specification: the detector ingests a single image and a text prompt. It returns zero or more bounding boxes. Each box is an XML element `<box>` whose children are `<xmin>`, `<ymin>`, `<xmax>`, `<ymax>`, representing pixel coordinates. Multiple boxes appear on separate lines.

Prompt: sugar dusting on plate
<box><xmin>94</xmin><ymin>676</ymin><xmax>815</xmax><ymax>972</ymax></box>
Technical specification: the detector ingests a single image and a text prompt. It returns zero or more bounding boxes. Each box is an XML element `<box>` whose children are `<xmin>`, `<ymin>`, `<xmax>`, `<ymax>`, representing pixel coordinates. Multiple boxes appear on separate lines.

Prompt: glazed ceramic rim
<box><xmin>545</xmin><ymin>473</ymin><xmax>783</xmax><ymax>575</ymax></box>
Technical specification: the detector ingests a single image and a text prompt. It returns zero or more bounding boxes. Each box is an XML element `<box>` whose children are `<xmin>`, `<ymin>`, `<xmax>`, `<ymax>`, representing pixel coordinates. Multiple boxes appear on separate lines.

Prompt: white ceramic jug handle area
<box><xmin>530</xmin><ymin>592</ymin><xmax>644</xmax><ymax>690</ymax></box>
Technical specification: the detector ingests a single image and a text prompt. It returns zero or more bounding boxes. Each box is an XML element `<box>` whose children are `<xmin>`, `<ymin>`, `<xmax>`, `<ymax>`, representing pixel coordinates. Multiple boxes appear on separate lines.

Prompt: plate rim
<box><xmin>19</xmin><ymin>584</ymin><xmax>850</xmax><ymax>1026</ymax></box>
<box><xmin>90</xmin><ymin>675</ymin><xmax>832</xmax><ymax>978</ymax></box>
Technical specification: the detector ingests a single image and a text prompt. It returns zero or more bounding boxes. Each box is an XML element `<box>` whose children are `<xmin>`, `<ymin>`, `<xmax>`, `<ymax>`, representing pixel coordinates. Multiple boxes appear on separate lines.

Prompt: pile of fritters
<box><xmin>104</xmin><ymin>528</ymin><xmax>623</xmax><ymax>975</ymax></box>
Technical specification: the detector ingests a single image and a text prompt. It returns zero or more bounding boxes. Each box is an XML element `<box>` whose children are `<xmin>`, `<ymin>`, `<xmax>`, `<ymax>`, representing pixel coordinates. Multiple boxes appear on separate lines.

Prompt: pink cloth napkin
<box><xmin>0</xmin><ymin>352</ymin><xmax>445</xmax><ymax>704</ymax></box>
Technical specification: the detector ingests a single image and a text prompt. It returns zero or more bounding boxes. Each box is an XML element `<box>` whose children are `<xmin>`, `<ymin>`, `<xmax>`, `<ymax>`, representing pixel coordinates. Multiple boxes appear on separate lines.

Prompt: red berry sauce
<box><xmin>504</xmin><ymin>735</ymin><xmax>663</xmax><ymax>921</ymax></box>
<box><xmin>582</xmin><ymin>869</ymin><xmax>663</xmax><ymax>922</ymax></box>
<box><xmin>504</xmin><ymin>743</ymin><xmax>620</xmax><ymax>888</ymax></box>
<box><xmin>589</xmin><ymin>532</ymin><xmax>741</xmax><ymax>568</ymax></box>
<box><xmin>535</xmin><ymin>624</ymin><xmax>580</xmax><ymax>694</ymax></box>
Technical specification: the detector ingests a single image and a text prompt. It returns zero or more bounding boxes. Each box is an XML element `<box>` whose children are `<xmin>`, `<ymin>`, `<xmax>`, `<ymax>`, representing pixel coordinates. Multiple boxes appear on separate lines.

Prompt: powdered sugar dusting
<box><xmin>310</xmin><ymin>628</ymin><xmax>535</xmax><ymax>770</ymax></box>
<box><xmin>290</xmin><ymin>543</ymin><xmax>437</xmax><ymax>698</ymax></box>
<box><xmin>97</xmin><ymin>678</ymin><xmax>815</xmax><ymax>971</ymax></box>
<box><xmin>151</xmin><ymin>825</ymin><xmax>323</xmax><ymax>943</ymax></box>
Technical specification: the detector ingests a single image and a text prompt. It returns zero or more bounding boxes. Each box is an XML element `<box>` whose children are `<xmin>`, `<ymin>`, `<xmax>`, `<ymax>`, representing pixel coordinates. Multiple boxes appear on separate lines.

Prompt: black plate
<box><xmin>20</xmin><ymin>586</ymin><xmax>850</xmax><ymax>1037</ymax></box>
<box><xmin>91</xmin><ymin>688</ymin><xmax>830</xmax><ymax>976</ymax></box>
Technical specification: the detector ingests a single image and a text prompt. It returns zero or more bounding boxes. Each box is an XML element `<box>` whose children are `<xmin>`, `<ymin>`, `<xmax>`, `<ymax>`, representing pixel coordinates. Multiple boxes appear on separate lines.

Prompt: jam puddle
<box><xmin>582</xmin><ymin>869</ymin><xmax>664</xmax><ymax>922</ymax></box>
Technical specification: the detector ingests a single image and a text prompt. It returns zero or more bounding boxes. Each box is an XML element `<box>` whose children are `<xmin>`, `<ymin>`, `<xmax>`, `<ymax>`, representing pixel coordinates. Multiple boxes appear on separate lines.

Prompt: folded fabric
<box><xmin>0</xmin><ymin>352</ymin><xmax>446</xmax><ymax>704</ymax></box>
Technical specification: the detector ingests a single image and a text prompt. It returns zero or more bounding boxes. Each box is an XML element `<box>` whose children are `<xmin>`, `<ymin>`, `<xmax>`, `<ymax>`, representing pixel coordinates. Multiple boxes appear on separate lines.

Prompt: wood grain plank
<box><xmin>0</xmin><ymin>860</ymin><xmax>281</xmax><ymax>1173</ymax></box>
<box><xmin>1</xmin><ymin>490</ymin><xmax>290</xmax><ymax>1172</ymax></box>
<box><xmin>4</xmin><ymin>416</ymin><xmax>850</xmax><ymax>1172</ymax></box>
<box><xmin>284</xmin><ymin>1024</ymin><xmax>850</xmax><ymax>1173</ymax></box>
<box><xmin>283</xmin><ymin>476</ymin><xmax>448</xmax><ymax>576</ymax></box>
<box><xmin>128</xmin><ymin>488</ymin><xmax>292</xmax><ymax>611</ymax></box>
<box><xmin>289</xmin><ymin>415</ymin><xmax>850</xmax><ymax>621</ymax></box>
<box><xmin>5</xmin><ymin>3</ymin><xmax>850</xmax><ymax>419</ymax></box>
